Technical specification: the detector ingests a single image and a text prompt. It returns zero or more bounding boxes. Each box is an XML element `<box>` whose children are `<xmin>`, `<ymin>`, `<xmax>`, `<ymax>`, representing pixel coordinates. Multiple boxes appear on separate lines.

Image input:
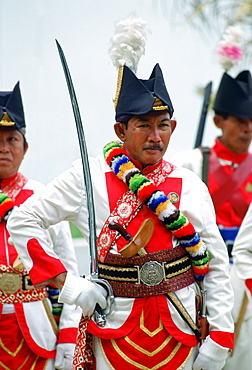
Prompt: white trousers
<box><xmin>223</xmin><ymin>316</ymin><xmax>252</xmax><ymax>370</ymax></box>
<box><xmin>45</xmin><ymin>359</ymin><xmax>55</xmax><ymax>370</ymax></box>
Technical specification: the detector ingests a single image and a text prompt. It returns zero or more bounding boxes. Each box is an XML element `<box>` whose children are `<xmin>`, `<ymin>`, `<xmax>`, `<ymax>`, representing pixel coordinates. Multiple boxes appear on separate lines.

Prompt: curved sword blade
<box><xmin>56</xmin><ymin>40</ymin><xmax>114</xmax><ymax>326</ymax></box>
<box><xmin>55</xmin><ymin>39</ymin><xmax>98</xmax><ymax>276</ymax></box>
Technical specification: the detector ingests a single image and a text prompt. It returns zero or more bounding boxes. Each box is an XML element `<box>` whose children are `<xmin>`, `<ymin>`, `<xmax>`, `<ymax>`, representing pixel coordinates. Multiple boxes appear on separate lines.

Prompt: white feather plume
<box><xmin>109</xmin><ymin>15</ymin><xmax>149</xmax><ymax>73</ymax></box>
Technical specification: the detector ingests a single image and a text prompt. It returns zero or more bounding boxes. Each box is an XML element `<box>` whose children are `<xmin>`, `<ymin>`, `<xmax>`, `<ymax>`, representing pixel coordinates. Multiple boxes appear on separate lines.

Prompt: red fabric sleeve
<box><xmin>245</xmin><ymin>279</ymin><xmax>252</xmax><ymax>295</ymax></box>
<box><xmin>58</xmin><ymin>327</ymin><xmax>78</xmax><ymax>344</ymax></box>
<box><xmin>210</xmin><ymin>331</ymin><xmax>234</xmax><ymax>349</ymax></box>
<box><xmin>27</xmin><ymin>238</ymin><xmax>66</xmax><ymax>287</ymax></box>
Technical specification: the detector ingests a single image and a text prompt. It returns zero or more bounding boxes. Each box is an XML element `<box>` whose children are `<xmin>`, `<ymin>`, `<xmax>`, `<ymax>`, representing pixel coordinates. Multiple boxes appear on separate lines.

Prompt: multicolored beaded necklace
<box><xmin>103</xmin><ymin>141</ymin><xmax>210</xmax><ymax>281</ymax></box>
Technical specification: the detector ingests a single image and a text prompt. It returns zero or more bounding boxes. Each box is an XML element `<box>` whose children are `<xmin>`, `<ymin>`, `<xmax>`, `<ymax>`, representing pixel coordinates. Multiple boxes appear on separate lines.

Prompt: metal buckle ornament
<box><xmin>23</xmin><ymin>275</ymin><xmax>35</xmax><ymax>290</ymax></box>
<box><xmin>139</xmin><ymin>261</ymin><xmax>165</xmax><ymax>286</ymax></box>
<box><xmin>0</xmin><ymin>272</ymin><xmax>22</xmax><ymax>294</ymax></box>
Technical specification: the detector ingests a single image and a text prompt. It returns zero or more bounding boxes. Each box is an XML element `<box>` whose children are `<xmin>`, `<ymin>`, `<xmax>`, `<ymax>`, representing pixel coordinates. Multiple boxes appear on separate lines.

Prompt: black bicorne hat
<box><xmin>0</xmin><ymin>82</ymin><xmax>26</xmax><ymax>135</ymax></box>
<box><xmin>114</xmin><ymin>63</ymin><xmax>174</xmax><ymax>121</ymax></box>
<box><xmin>213</xmin><ymin>70</ymin><xmax>252</xmax><ymax>119</ymax></box>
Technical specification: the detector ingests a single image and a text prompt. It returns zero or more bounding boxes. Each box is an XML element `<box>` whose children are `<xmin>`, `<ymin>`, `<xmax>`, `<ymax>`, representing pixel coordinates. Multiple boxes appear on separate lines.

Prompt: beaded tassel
<box><xmin>104</xmin><ymin>141</ymin><xmax>210</xmax><ymax>281</ymax></box>
<box><xmin>0</xmin><ymin>193</ymin><xmax>14</xmax><ymax>219</ymax></box>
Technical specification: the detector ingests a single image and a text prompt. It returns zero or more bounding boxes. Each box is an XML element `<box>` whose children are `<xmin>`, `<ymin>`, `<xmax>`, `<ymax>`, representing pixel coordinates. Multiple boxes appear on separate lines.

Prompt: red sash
<box><xmin>210</xmin><ymin>150</ymin><xmax>252</xmax><ymax>219</ymax></box>
<box><xmin>97</xmin><ymin>161</ymin><xmax>178</xmax><ymax>262</ymax></box>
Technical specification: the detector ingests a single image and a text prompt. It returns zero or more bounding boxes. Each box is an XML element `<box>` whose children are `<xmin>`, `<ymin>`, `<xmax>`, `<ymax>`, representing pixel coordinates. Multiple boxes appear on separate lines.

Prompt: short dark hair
<box><xmin>122</xmin><ymin>121</ymin><xmax>128</xmax><ymax>129</ymax></box>
<box><xmin>23</xmin><ymin>135</ymin><xmax>28</xmax><ymax>151</ymax></box>
<box><xmin>214</xmin><ymin>110</ymin><xmax>229</xmax><ymax>120</ymax></box>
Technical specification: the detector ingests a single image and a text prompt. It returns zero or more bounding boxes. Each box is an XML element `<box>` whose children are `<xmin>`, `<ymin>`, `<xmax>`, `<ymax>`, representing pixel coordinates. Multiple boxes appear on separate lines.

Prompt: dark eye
<box><xmin>159</xmin><ymin>123</ymin><xmax>170</xmax><ymax>129</ymax></box>
<box><xmin>136</xmin><ymin>122</ymin><xmax>150</xmax><ymax>130</ymax></box>
<box><xmin>8</xmin><ymin>136</ymin><xmax>19</xmax><ymax>143</ymax></box>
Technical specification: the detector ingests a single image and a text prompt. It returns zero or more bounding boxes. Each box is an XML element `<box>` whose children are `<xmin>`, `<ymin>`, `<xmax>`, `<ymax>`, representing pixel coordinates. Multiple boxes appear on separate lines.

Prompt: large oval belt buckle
<box><xmin>0</xmin><ymin>272</ymin><xmax>22</xmax><ymax>294</ymax></box>
<box><xmin>140</xmin><ymin>261</ymin><xmax>165</xmax><ymax>286</ymax></box>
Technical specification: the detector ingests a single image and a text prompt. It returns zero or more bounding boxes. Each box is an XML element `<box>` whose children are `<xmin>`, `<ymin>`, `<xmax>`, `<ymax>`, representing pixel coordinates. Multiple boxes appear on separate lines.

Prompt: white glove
<box><xmin>55</xmin><ymin>343</ymin><xmax>75</xmax><ymax>370</ymax></box>
<box><xmin>58</xmin><ymin>272</ymin><xmax>107</xmax><ymax>317</ymax></box>
<box><xmin>193</xmin><ymin>336</ymin><xmax>229</xmax><ymax>370</ymax></box>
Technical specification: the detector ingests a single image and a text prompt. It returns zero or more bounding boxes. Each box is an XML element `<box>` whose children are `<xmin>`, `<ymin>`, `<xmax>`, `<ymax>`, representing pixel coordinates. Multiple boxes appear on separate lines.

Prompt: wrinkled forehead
<box><xmin>132</xmin><ymin>111</ymin><xmax>171</xmax><ymax>121</ymax></box>
<box><xmin>0</xmin><ymin>126</ymin><xmax>24</xmax><ymax>137</ymax></box>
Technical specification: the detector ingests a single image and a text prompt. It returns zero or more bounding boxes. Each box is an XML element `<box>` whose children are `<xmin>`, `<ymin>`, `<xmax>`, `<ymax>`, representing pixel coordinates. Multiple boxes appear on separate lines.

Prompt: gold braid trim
<box><xmin>124</xmin><ymin>335</ymin><xmax>172</xmax><ymax>356</ymax></box>
<box><xmin>0</xmin><ymin>112</ymin><xmax>15</xmax><ymax>126</ymax></box>
<box><xmin>152</xmin><ymin>97</ymin><xmax>169</xmax><ymax>111</ymax></box>
<box><xmin>113</xmin><ymin>66</ymin><xmax>124</xmax><ymax>110</ymax></box>
<box><xmin>0</xmin><ymin>121</ymin><xmax>15</xmax><ymax>126</ymax></box>
<box><xmin>110</xmin><ymin>338</ymin><xmax>182</xmax><ymax>370</ymax></box>
<box><xmin>165</xmin><ymin>264</ymin><xmax>191</xmax><ymax>279</ymax></box>
<box><xmin>140</xmin><ymin>310</ymin><xmax>163</xmax><ymax>337</ymax></box>
<box><xmin>152</xmin><ymin>105</ymin><xmax>169</xmax><ymax>111</ymax></box>
<box><xmin>167</xmin><ymin>292</ymin><xmax>198</xmax><ymax>332</ymax></box>
<box><xmin>0</xmin><ymin>337</ymin><xmax>24</xmax><ymax>356</ymax></box>
<box><xmin>98</xmin><ymin>273</ymin><xmax>137</xmax><ymax>283</ymax></box>
<box><xmin>177</xmin><ymin>347</ymin><xmax>194</xmax><ymax>370</ymax></box>
<box><xmin>98</xmin><ymin>264</ymin><xmax>136</xmax><ymax>272</ymax></box>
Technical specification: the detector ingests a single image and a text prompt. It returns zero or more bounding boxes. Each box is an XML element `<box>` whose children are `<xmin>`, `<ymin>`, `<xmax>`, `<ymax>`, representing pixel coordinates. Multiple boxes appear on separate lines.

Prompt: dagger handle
<box><xmin>108</xmin><ymin>222</ymin><xmax>132</xmax><ymax>241</ymax></box>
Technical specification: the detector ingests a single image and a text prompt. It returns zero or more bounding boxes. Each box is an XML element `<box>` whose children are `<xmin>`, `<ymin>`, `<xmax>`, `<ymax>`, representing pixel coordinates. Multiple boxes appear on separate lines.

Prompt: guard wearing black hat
<box><xmin>172</xmin><ymin>68</ymin><xmax>252</xmax><ymax>246</ymax></box>
<box><xmin>115</xmin><ymin>63</ymin><xmax>174</xmax><ymax>122</ymax></box>
<box><xmin>0</xmin><ymin>82</ymin><xmax>26</xmax><ymax>136</ymax></box>
<box><xmin>171</xmin><ymin>69</ymin><xmax>252</xmax><ymax>369</ymax></box>
<box><xmin>213</xmin><ymin>70</ymin><xmax>252</xmax><ymax>119</ymax></box>
<box><xmin>0</xmin><ymin>82</ymin><xmax>81</xmax><ymax>370</ymax></box>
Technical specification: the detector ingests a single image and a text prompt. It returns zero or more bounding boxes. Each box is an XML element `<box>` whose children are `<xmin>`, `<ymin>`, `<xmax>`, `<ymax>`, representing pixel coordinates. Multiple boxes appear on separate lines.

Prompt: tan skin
<box><xmin>51</xmin><ymin>111</ymin><xmax>177</xmax><ymax>289</ymax></box>
<box><xmin>0</xmin><ymin>127</ymin><xmax>28</xmax><ymax>180</ymax></box>
<box><xmin>114</xmin><ymin>111</ymin><xmax>177</xmax><ymax>167</ymax></box>
<box><xmin>0</xmin><ymin>128</ymin><xmax>67</xmax><ymax>289</ymax></box>
<box><xmin>214</xmin><ymin>114</ymin><xmax>252</xmax><ymax>154</ymax></box>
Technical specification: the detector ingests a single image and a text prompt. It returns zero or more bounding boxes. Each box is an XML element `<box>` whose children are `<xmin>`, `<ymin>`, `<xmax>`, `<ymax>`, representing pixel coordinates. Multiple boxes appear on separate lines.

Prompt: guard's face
<box><xmin>0</xmin><ymin>128</ymin><xmax>28</xmax><ymax>179</ymax></box>
<box><xmin>214</xmin><ymin>114</ymin><xmax>252</xmax><ymax>154</ymax></box>
<box><xmin>114</xmin><ymin>112</ymin><xmax>176</xmax><ymax>166</ymax></box>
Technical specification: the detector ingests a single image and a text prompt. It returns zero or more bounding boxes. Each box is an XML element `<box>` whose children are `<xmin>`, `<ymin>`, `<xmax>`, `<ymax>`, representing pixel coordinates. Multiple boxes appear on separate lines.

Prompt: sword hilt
<box><xmin>108</xmin><ymin>221</ymin><xmax>132</xmax><ymax>241</ymax></box>
<box><xmin>90</xmin><ymin>275</ymin><xmax>115</xmax><ymax>327</ymax></box>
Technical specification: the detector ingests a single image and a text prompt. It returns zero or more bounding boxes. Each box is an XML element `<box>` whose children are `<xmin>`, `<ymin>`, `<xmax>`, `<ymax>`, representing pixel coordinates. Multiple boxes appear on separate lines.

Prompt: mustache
<box><xmin>143</xmin><ymin>143</ymin><xmax>163</xmax><ymax>151</ymax></box>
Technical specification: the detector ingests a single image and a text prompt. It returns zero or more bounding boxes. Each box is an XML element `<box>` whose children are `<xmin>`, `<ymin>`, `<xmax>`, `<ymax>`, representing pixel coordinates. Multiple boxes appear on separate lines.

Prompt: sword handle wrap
<box><xmin>108</xmin><ymin>221</ymin><xmax>132</xmax><ymax>241</ymax></box>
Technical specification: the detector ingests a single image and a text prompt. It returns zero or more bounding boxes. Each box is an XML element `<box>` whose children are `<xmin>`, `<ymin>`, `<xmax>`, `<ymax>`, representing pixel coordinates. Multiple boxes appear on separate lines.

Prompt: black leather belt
<box><xmin>99</xmin><ymin>246</ymin><xmax>195</xmax><ymax>297</ymax></box>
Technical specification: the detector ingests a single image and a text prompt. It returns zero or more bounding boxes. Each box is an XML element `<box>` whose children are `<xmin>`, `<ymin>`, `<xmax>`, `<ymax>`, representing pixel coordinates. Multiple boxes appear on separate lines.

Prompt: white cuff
<box><xmin>58</xmin><ymin>272</ymin><xmax>81</xmax><ymax>305</ymax></box>
<box><xmin>200</xmin><ymin>336</ymin><xmax>229</xmax><ymax>362</ymax></box>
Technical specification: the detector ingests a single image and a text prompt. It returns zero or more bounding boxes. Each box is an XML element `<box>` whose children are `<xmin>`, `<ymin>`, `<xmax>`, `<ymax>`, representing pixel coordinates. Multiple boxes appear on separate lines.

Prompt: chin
<box><xmin>144</xmin><ymin>159</ymin><xmax>161</xmax><ymax>167</ymax></box>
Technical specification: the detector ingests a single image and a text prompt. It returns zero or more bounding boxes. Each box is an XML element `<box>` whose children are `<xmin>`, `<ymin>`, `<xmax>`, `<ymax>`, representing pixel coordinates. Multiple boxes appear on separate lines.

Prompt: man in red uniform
<box><xmin>0</xmin><ymin>82</ymin><xmax>81</xmax><ymax>369</ymax></box>
<box><xmin>8</xmin><ymin>64</ymin><xmax>234</xmax><ymax>369</ymax></box>
<box><xmin>171</xmin><ymin>70</ymin><xmax>252</xmax><ymax>369</ymax></box>
<box><xmin>172</xmin><ymin>71</ymin><xmax>252</xmax><ymax>246</ymax></box>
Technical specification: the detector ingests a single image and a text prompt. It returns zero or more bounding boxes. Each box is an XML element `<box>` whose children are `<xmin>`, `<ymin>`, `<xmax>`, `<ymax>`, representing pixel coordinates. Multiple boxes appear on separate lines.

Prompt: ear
<box><xmin>213</xmin><ymin>114</ymin><xmax>223</xmax><ymax>129</ymax></box>
<box><xmin>171</xmin><ymin>120</ymin><xmax>177</xmax><ymax>133</ymax></box>
<box><xmin>114</xmin><ymin>122</ymin><xmax>127</xmax><ymax>142</ymax></box>
<box><xmin>24</xmin><ymin>142</ymin><xmax>29</xmax><ymax>156</ymax></box>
